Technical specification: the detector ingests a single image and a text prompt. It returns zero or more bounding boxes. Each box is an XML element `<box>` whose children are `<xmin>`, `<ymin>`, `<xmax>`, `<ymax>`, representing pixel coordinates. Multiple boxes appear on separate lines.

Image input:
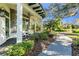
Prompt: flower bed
<box><xmin>6</xmin><ymin>31</ymin><xmax>55</xmax><ymax>56</ymax></box>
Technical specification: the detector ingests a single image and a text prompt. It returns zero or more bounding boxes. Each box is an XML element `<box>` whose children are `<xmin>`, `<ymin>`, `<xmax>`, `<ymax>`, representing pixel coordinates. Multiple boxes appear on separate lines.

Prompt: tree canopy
<box><xmin>44</xmin><ymin>17</ymin><xmax>62</xmax><ymax>31</ymax></box>
<box><xmin>49</xmin><ymin>3</ymin><xmax>79</xmax><ymax>18</ymax></box>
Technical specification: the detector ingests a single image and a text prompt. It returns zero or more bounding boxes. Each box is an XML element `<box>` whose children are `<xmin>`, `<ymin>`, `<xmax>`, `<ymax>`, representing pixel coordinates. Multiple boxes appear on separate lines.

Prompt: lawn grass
<box><xmin>54</xmin><ymin>31</ymin><xmax>79</xmax><ymax>39</ymax></box>
<box><xmin>67</xmin><ymin>35</ymin><xmax>79</xmax><ymax>39</ymax></box>
<box><xmin>73</xmin><ymin>29</ymin><xmax>79</xmax><ymax>33</ymax></box>
<box><xmin>63</xmin><ymin>35</ymin><xmax>79</xmax><ymax>45</ymax></box>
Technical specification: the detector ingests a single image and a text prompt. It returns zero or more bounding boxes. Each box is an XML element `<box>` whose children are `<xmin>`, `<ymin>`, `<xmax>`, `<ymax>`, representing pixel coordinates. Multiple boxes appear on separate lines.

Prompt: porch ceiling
<box><xmin>0</xmin><ymin>4</ymin><xmax>15</xmax><ymax>12</ymax></box>
<box><xmin>6</xmin><ymin>4</ymin><xmax>16</xmax><ymax>10</ymax></box>
<box><xmin>28</xmin><ymin>3</ymin><xmax>46</xmax><ymax>18</ymax></box>
<box><xmin>23</xmin><ymin>4</ymin><xmax>42</xmax><ymax>20</ymax></box>
<box><xmin>0</xmin><ymin>3</ymin><xmax>45</xmax><ymax>20</ymax></box>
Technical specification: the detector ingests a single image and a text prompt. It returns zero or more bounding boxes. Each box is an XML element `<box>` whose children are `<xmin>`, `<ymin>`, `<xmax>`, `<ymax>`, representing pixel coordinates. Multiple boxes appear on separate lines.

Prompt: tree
<box><xmin>44</xmin><ymin>17</ymin><xmax>62</xmax><ymax>31</ymax></box>
<box><xmin>52</xmin><ymin>17</ymin><xmax>62</xmax><ymax>30</ymax></box>
<box><xmin>44</xmin><ymin>20</ymin><xmax>53</xmax><ymax>32</ymax></box>
<box><xmin>49</xmin><ymin>3</ymin><xmax>79</xmax><ymax>18</ymax></box>
<box><xmin>47</xmin><ymin>3</ymin><xmax>79</xmax><ymax>31</ymax></box>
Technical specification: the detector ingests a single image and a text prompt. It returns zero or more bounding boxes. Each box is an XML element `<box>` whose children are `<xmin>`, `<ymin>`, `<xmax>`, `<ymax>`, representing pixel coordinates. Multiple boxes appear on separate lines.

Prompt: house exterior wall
<box><xmin>0</xmin><ymin>4</ymin><xmax>10</xmax><ymax>44</ymax></box>
<box><xmin>0</xmin><ymin>3</ymin><xmax>44</xmax><ymax>45</ymax></box>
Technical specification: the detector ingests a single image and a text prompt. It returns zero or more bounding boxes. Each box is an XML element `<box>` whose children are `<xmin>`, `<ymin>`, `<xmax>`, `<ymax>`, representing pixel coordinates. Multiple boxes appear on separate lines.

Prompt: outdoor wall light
<box><xmin>0</xmin><ymin>8</ymin><xmax>5</xmax><ymax>17</ymax></box>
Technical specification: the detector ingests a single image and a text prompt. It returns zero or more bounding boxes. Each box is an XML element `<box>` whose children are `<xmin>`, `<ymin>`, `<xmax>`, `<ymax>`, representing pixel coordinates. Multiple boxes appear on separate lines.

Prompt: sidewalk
<box><xmin>38</xmin><ymin>35</ymin><xmax>72</xmax><ymax>56</ymax></box>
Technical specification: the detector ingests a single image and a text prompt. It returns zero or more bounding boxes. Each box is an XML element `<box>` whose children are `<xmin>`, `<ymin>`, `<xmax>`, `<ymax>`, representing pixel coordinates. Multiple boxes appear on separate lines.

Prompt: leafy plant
<box><xmin>73</xmin><ymin>29</ymin><xmax>79</xmax><ymax>33</ymax></box>
<box><xmin>6</xmin><ymin>40</ymin><xmax>34</xmax><ymax>56</ymax></box>
<box><xmin>39</xmin><ymin>32</ymin><xmax>48</xmax><ymax>40</ymax></box>
<box><xmin>25</xmin><ymin>40</ymin><xmax>34</xmax><ymax>50</ymax></box>
<box><xmin>30</xmin><ymin>32</ymin><xmax>48</xmax><ymax>41</ymax></box>
<box><xmin>44</xmin><ymin>17</ymin><xmax>63</xmax><ymax>31</ymax></box>
<box><xmin>7</xmin><ymin>44</ymin><xmax>25</xmax><ymax>56</ymax></box>
<box><xmin>73</xmin><ymin>40</ymin><xmax>79</xmax><ymax>45</ymax></box>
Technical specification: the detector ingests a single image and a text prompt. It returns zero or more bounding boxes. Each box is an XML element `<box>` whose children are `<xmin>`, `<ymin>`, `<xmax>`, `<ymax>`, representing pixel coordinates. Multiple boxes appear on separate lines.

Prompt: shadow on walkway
<box><xmin>38</xmin><ymin>35</ymin><xmax>72</xmax><ymax>56</ymax></box>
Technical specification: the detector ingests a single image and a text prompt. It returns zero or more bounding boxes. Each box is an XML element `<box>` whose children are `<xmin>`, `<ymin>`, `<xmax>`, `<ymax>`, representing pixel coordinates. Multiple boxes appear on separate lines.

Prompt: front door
<box><xmin>0</xmin><ymin>17</ymin><xmax>6</xmax><ymax>45</ymax></box>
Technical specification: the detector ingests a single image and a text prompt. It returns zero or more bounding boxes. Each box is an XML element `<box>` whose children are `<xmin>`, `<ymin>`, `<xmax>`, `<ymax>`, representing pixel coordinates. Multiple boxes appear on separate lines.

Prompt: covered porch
<box><xmin>0</xmin><ymin>3</ymin><xmax>45</xmax><ymax>45</ymax></box>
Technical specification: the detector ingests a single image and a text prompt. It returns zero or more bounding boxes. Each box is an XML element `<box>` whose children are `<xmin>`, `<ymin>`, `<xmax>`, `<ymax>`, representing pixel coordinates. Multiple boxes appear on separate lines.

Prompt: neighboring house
<box><xmin>0</xmin><ymin>3</ymin><xmax>46</xmax><ymax>45</ymax></box>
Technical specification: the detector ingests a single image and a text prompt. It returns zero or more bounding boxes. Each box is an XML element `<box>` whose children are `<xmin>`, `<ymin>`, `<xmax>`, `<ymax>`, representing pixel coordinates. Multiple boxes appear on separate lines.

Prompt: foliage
<box><xmin>72</xmin><ymin>24</ymin><xmax>77</xmax><ymax>29</ymax></box>
<box><xmin>52</xmin><ymin>17</ymin><xmax>63</xmax><ymax>30</ymax></box>
<box><xmin>43</xmin><ymin>30</ymin><xmax>50</xmax><ymax>34</ymax></box>
<box><xmin>45</xmin><ymin>4</ymin><xmax>79</xmax><ymax>33</ymax></box>
<box><xmin>39</xmin><ymin>32</ymin><xmax>48</xmax><ymax>40</ymax></box>
<box><xmin>31</xmin><ymin>32</ymin><xmax>48</xmax><ymax>41</ymax></box>
<box><xmin>55</xmin><ymin>29</ymin><xmax>65</xmax><ymax>32</ymax></box>
<box><xmin>36</xmin><ymin>25</ymin><xmax>41</xmax><ymax>31</ymax></box>
<box><xmin>44</xmin><ymin>17</ymin><xmax>63</xmax><ymax>31</ymax></box>
<box><xmin>68</xmin><ymin>35</ymin><xmax>79</xmax><ymax>39</ymax></box>
<box><xmin>73</xmin><ymin>29</ymin><xmax>79</xmax><ymax>33</ymax></box>
<box><xmin>31</xmin><ymin>24</ymin><xmax>35</xmax><ymax>30</ymax></box>
<box><xmin>66</xmin><ymin>24</ymin><xmax>72</xmax><ymax>29</ymax></box>
<box><xmin>7</xmin><ymin>44</ymin><xmax>25</xmax><ymax>56</ymax></box>
<box><xmin>73</xmin><ymin>40</ymin><xmax>79</xmax><ymax>45</ymax></box>
<box><xmin>44</xmin><ymin>21</ymin><xmax>53</xmax><ymax>30</ymax></box>
<box><xmin>24</xmin><ymin>40</ymin><xmax>34</xmax><ymax>50</ymax></box>
<box><xmin>6</xmin><ymin>40</ymin><xmax>34</xmax><ymax>56</ymax></box>
<box><xmin>31</xmin><ymin>24</ymin><xmax>41</xmax><ymax>31</ymax></box>
<box><xmin>50</xmin><ymin>3</ymin><xmax>79</xmax><ymax>18</ymax></box>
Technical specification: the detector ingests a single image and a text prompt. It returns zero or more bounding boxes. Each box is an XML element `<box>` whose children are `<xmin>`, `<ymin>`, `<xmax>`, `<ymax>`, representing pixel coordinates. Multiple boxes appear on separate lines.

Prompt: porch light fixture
<box><xmin>0</xmin><ymin>8</ymin><xmax>5</xmax><ymax>17</ymax></box>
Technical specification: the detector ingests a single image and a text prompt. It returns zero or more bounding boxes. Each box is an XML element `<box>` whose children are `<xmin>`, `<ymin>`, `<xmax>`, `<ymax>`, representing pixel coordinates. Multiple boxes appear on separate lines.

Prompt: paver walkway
<box><xmin>39</xmin><ymin>35</ymin><xmax>72</xmax><ymax>56</ymax></box>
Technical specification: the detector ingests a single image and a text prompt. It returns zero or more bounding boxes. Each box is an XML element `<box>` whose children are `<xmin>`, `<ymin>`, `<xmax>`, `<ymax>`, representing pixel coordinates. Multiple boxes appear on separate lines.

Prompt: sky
<box><xmin>41</xmin><ymin>3</ymin><xmax>79</xmax><ymax>24</ymax></box>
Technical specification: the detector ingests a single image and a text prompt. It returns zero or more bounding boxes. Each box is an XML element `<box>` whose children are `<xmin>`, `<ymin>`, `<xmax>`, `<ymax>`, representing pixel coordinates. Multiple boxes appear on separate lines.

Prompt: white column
<box><xmin>34</xmin><ymin>22</ymin><xmax>36</xmax><ymax>32</ymax></box>
<box><xmin>16</xmin><ymin>3</ymin><xmax>23</xmax><ymax>43</ymax></box>
<box><xmin>41</xmin><ymin>20</ymin><xmax>43</xmax><ymax>32</ymax></box>
<box><xmin>9</xmin><ymin>12</ymin><xmax>11</xmax><ymax>37</ymax></box>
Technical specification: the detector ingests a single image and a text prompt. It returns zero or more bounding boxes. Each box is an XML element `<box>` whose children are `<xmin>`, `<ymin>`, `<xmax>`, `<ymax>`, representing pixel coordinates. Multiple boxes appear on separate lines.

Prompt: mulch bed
<box><xmin>27</xmin><ymin>39</ymin><xmax>54</xmax><ymax>56</ymax></box>
<box><xmin>27</xmin><ymin>35</ymin><xmax>55</xmax><ymax>56</ymax></box>
<box><xmin>27</xmin><ymin>40</ymin><xmax>50</xmax><ymax>56</ymax></box>
<box><xmin>72</xmin><ymin>44</ymin><xmax>79</xmax><ymax>56</ymax></box>
<box><xmin>72</xmin><ymin>38</ymin><xmax>79</xmax><ymax>56</ymax></box>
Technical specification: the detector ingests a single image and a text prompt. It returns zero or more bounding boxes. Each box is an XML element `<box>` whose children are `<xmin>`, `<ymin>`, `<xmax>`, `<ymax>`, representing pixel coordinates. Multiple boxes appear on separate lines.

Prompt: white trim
<box><xmin>23</xmin><ymin>4</ymin><xmax>42</xmax><ymax>20</ymax></box>
<box><xmin>9</xmin><ymin>10</ymin><xmax>11</xmax><ymax>37</ymax></box>
<box><xmin>16</xmin><ymin>3</ymin><xmax>23</xmax><ymax>43</ymax></box>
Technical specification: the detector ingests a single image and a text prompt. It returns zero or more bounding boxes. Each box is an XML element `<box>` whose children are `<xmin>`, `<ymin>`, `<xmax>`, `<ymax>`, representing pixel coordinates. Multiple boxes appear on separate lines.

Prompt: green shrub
<box><xmin>6</xmin><ymin>40</ymin><xmax>34</xmax><ymax>56</ymax></box>
<box><xmin>55</xmin><ymin>29</ymin><xmax>65</xmax><ymax>32</ymax></box>
<box><xmin>24</xmin><ymin>40</ymin><xmax>34</xmax><ymax>50</ymax></box>
<box><xmin>73</xmin><ymin>40</ymin><xmax>79</xmax><ymax>45</ymax></box>
<box><xmin>43</xmin><ymin>30</ymin><xmax>50</xmax><ymax>34</ymax></box>
<box><xmin>73</xmin><ymin>29</ymin><xmax>79</xmax><ymax>33</ymax></box>
<box><xmin>30</xmin><ymin>32</ymin><xmax>48</xmax><ymax>41</ymax></box>
<box><xmin>7</xmin><ymin>44</ymin><xmax>25</xmax><ymax>56</ymax></box>
<box><xmin>39</xmin><ymin>32</ymin><xmax>48</xmax><ymax>40</ymax></box>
